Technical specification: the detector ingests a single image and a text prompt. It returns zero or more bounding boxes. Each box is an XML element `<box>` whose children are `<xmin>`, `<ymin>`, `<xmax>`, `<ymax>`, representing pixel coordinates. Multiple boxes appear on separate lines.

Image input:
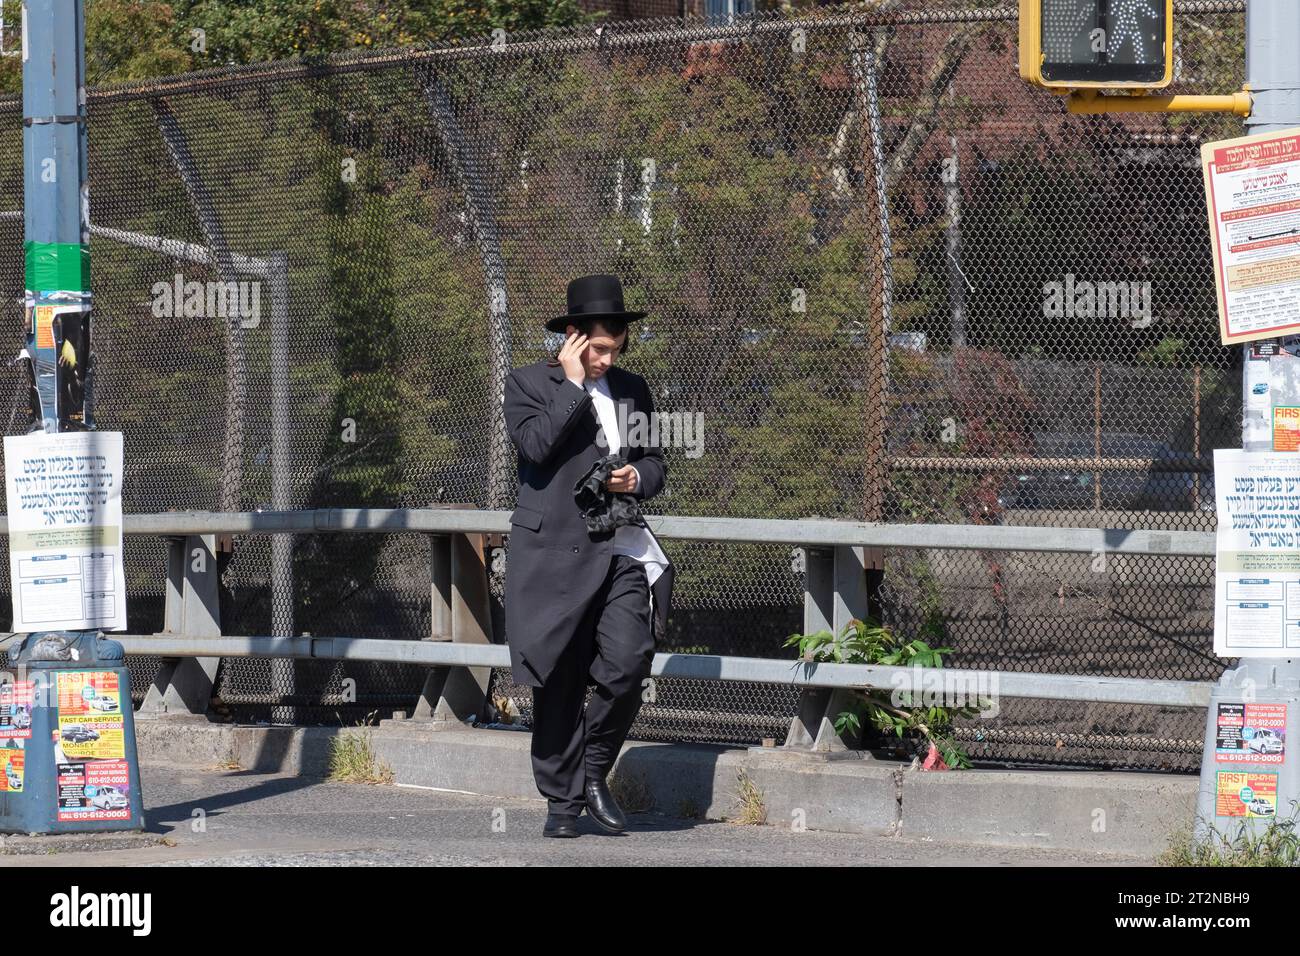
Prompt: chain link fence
<box><xmin>0</xmin><ymin>0</ymin><xmax>1246</xmax><ymax>768</ymax></box>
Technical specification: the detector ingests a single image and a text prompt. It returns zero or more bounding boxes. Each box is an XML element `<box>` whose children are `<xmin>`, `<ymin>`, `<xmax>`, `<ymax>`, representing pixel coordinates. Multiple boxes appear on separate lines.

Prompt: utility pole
<box><xmin>0</xmin><ymin>0</ymin><xmax>144</xmax><ymax>834</ymax></box>
<box><xmin>1235</xmin><ymin>2</ymin><xmax>1300</xmax><ymax>689</ymax></box>
<box><xmin>23</xmin><ymin>0</ymin><xmax>92</xmax><ymax>430</ymax></box>
<box><xmin>1193</xmin><ymin>0</ymin><xmax>1300</xmax><ymax>846</ymax></box>
<box><xmin>1241</xmin><ymin>0</ymin><xmax>1300</xmax><ymax>455</ymax></box>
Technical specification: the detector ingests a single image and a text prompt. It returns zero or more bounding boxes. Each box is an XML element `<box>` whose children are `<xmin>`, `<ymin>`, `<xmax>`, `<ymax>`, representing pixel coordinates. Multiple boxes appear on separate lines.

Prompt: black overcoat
<box><xmin>502</xmin><ymin>358</ymin><xmax>674</xmax><ymax>687</ymax></box>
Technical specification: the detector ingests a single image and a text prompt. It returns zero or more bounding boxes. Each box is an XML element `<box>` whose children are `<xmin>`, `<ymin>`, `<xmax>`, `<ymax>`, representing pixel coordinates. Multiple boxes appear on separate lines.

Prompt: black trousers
<box><xmin>529</xmin><ymin>553</ymin><xmax>656</xmax><ymax>816</ymax></box>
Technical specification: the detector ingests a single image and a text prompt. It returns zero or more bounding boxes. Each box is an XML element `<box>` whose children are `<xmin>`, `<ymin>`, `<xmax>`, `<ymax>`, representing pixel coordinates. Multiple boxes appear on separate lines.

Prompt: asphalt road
<box><xmin>0</xmin><ymin>764</ymin><xmax>1154</xmax><ymax>866</ymax></box>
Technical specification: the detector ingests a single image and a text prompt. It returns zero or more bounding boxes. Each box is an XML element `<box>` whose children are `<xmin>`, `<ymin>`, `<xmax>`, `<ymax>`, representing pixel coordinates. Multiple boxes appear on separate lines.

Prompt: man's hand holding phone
<box><xmin>560</xmin><ymin>331</ymin><xmax>588</xmax><ymax>386</ymax></box>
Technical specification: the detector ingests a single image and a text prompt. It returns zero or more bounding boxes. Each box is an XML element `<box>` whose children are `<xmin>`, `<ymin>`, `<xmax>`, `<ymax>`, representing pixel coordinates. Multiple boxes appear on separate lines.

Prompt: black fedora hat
<box><xmin>546</xmin><ymin>274</ymin><xmax>648</xmax><ymax>333</ymax></box>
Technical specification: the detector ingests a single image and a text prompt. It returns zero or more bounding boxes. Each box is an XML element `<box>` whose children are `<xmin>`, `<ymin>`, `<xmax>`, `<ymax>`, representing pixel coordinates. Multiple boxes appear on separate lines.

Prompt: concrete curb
<box><xmin>0</xmin><ymin>831</ymin><xmax>168</xmax><ymax>856</ymax></box>
<box><xmin>134</xmin><ymin>715</ymin><xmax>339</xmax><ymax>776</ymax></box>
<box><xmin>134</xmin><ymin>717</ymin><xmax>1193</xmax><ymax>856</ymax></box>
<box><xmin>898</xmin><ymin>764</ymin><xmax>1194</xmax><ymax>853</ymax></box>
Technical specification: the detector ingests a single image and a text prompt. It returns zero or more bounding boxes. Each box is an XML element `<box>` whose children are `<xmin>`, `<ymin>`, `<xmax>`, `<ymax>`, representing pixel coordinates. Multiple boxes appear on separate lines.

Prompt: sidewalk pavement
<box><xmin>0</xmin><ymin>764</ymin><xmax>1153</xmax><ymax>866</ymax></box>
<box><xmin>128</xmin><ymin>717</ymin><xmax>1198</xmax><ymax>858</ymax></box>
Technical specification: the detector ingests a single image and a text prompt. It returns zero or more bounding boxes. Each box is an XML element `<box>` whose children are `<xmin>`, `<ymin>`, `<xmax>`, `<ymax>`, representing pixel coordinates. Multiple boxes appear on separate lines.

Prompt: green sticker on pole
<box><xmin>24</xmin><ymin>241</ymin><xmax>90</xmax><ymax>293</ymax></box>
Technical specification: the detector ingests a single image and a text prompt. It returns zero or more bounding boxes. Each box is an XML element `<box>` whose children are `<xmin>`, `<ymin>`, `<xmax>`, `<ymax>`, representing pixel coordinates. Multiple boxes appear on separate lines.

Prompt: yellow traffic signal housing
<box><xmin>1020</xmin><ymin>0</ymin><xmax>1173</xmax><ymax>90</ymax></box>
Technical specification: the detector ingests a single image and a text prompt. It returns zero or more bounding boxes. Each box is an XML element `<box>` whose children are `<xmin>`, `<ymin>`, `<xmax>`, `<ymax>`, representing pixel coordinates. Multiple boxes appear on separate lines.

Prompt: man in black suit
<box><xmin>503</xmin><ymin>274</ymin><xmax>673</xmax><ymax>838</ymax></box>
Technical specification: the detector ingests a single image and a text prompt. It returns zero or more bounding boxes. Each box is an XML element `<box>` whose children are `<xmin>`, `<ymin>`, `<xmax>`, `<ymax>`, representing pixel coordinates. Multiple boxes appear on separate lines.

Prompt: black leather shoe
<box><xmin>543</xmin><ymin>812</ymin><xmax>580</xmax><ymax>838</ymax></box>
<box><xmin>583</xmin><ymin>777</ymin><xmax>627</xmax><ymax>832</ymax></box>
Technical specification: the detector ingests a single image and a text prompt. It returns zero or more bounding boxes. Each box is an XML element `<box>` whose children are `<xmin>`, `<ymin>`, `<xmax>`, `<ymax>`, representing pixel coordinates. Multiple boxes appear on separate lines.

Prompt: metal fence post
<box><xmin>152</xmin><ymin>99</ymin><xmax>246</xmax><ymax>516</ymax></box>
<box><xmin>268</xmin><ymin>251</ymin><xmax>293</xmax><ymax>640</ymax></box>
<box><xmin>415</xmin><ymin>65</ymin><xmax>513</xmax><ymax>511</ymax></box>
<box><xmin>850</xmin><ymin>27</ymin><xmax>893</xmax><ymax>527</ymax></box>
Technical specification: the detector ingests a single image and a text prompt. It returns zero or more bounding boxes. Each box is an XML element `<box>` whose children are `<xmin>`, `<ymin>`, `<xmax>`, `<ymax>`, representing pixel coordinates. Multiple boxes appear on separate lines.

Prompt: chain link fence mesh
<box><xmin>0</xmin><ymin>0</ymin><xmax>1245</xmax><ymax>767</ymax></box>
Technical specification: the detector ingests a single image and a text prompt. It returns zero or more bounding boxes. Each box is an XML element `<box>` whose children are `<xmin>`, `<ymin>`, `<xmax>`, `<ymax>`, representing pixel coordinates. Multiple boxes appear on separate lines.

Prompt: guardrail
<box><xmin>0</xmin><ymin>508</ymin><xmax>1218</xmax><ymax>753</ymax></box>
<box><xmin>0</xmin><ymin>508</ymin><xmax>1218</xmax><ymax>554</ymax></box>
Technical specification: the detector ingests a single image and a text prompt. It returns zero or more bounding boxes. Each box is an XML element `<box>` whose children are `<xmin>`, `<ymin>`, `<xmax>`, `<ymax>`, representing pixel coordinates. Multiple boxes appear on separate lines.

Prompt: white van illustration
<box><xmin>1248</xmin><ymin>729</ymin><xmax>1284</xmax><ymax>755</ymax></box>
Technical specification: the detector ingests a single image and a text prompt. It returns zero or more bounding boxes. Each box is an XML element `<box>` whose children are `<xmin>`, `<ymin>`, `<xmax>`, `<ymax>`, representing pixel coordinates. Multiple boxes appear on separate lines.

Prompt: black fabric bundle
<box><xmin>573</xmin><ymin>452</ymin><xmax>645</xmax><ymax>534</ymax></box>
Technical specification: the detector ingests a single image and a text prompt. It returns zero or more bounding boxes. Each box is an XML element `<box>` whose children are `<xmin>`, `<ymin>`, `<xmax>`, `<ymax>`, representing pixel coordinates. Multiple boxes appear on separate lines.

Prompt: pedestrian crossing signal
<box><xmin>1019</xmin><ymin>0</ymin><xmax>1173</xmax><ymax>90</ymax></box>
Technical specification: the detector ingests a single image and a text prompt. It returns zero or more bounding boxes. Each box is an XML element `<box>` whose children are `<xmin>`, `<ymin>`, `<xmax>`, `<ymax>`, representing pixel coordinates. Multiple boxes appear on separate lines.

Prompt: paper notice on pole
<box><xmin>1202</xmin><ymin>128</ymin><xmax>1300</xmax><ymax>344</ymax></box>
<box><xmin>3</xmin><ymin>431</ymin><xmax>126</xmax><ymax>632</ymax></box>
<box><xmin>1212</xmin><ymin>448</ymin><xmax>1300</xmax><ymax>657</ymax></box>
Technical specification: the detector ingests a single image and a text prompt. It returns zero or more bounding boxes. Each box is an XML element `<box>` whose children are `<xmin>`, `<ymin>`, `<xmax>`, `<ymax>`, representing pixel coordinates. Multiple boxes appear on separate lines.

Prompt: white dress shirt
<box><xmin>582</xmin><ymin>374</ymin><xmax>670</xmax><ymax>590</ymax></box>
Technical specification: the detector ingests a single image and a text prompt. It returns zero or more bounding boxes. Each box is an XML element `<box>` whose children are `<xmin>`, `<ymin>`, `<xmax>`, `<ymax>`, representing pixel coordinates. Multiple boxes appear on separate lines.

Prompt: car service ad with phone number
<box><xmin>54</xmin><ymin>670</ymin><xmax>130</xmax><ymax>821</ymax></box>
<box><xmin>1215</xmin><ymin>702</ymin><xmax>1287</xmax><ymax>764</ymax></box>
<box><xmin>55</xmin><ymin>670</ymin><xmax>125</xmax><ymax>760</ymax></box>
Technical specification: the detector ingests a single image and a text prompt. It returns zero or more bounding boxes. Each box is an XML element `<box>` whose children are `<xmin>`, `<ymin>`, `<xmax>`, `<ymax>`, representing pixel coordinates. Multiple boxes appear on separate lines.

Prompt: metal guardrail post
<box><xmin>138</xmin><ymin>534</ymin><xmax>221</xmax><ymax>717</ymax></box>
<box><xmin>782</xmin><ymin>545</ymin><xmax>868</xmax><ymax>753</ymax></box>
<box><xmin>411</xmin><ymin>521</ymin><xmax>493</xmax><ymax>724</ymax></box>
<box><xmin>428</xmin><ymin>534</ymin><xmax>453</xmax><ymax>643</ymax></box>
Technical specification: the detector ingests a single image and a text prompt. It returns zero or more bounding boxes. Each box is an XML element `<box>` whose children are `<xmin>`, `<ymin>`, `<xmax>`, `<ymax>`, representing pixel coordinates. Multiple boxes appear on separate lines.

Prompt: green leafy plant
<box><xmin>783</xmin><ymin>617</ymin><xmax>984</xmax><ymax>769</ymax></box>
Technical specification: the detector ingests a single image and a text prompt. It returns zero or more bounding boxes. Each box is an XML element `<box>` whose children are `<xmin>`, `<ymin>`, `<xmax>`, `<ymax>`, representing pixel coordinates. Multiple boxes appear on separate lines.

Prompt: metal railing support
<box><xmin>783</xmin><ymin>545</ymin><xmax>871</xmax><ymax>753</ymax></box>
<box><xmin>412</xmin><ymin>522</ymin><xmax>494</xmax><ymax>724</ymax></box>
<box><xmin>138</xmin><ymin>534</ymin><xmax>221</xmax><ymax>718</ymax></box>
